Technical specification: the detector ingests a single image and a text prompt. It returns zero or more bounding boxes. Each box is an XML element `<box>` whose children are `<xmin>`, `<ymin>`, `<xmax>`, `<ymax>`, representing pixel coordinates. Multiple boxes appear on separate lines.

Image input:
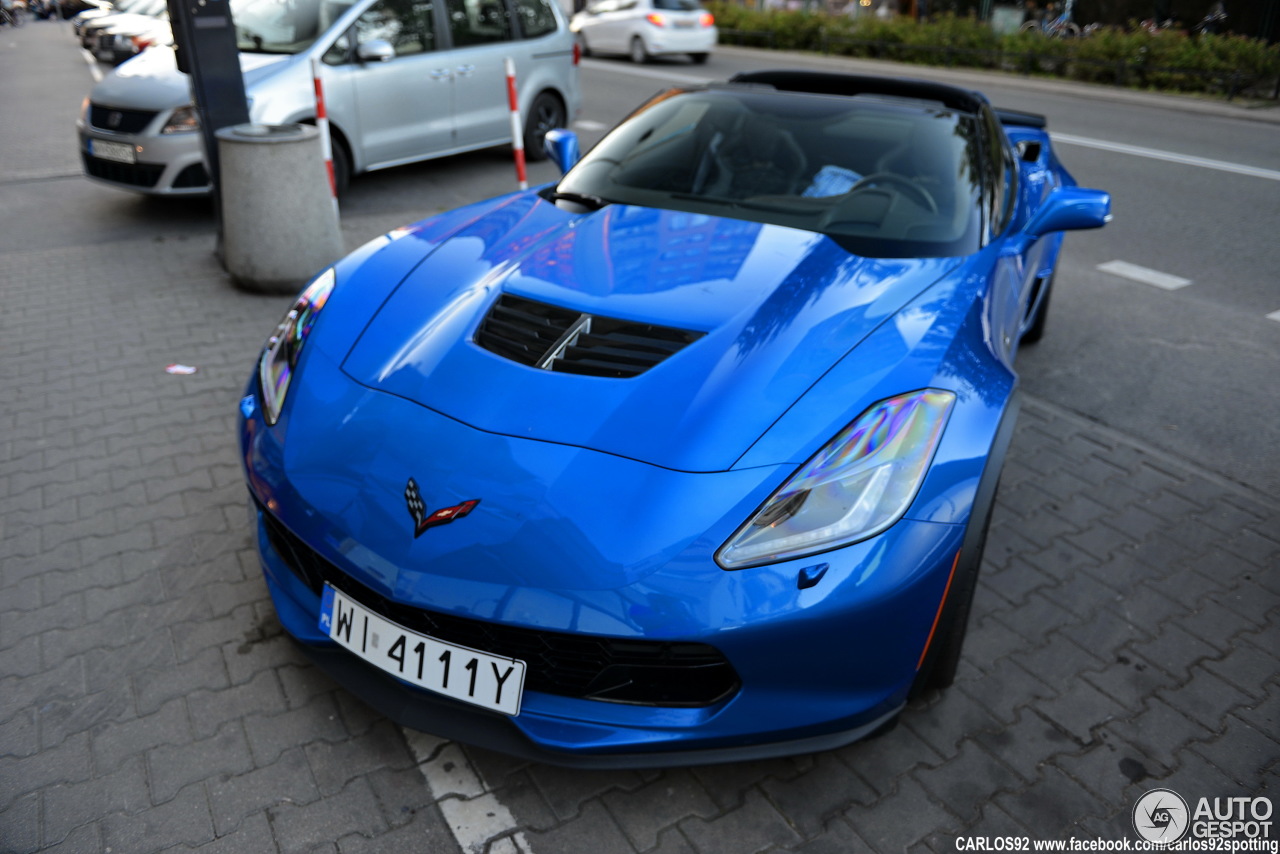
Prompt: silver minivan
<box><xmin>77</xmin><ymin>0</ymin><xmax>581</xmax><ymax>195</ymax></box>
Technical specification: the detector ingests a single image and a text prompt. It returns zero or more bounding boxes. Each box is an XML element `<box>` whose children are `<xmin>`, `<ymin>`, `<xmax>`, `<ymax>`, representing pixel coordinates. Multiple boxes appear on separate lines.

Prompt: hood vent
<box><xmin>476</xmin><ymin>294</ymin><xmax>703</xmax><ymax>379</ymax></box>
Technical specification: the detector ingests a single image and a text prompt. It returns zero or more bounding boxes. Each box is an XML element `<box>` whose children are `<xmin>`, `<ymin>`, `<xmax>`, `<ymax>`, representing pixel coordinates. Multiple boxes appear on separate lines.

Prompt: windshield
<box><xmin>555</xmin><ymin>87</ymin><xmax>985</xmax><ymax>258</ymax></box>
<box><xmin>231</xmin><ymin>0</ymin><xmax>356</xmax><ymax>53</ymax></box>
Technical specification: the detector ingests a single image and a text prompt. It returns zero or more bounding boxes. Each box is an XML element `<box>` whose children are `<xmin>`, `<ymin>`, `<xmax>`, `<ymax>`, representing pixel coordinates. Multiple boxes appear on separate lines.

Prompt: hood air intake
<box><xmin>476</xmin><ymin>294</ymin><xmax>703</xmax><ymax>379</ymax></box>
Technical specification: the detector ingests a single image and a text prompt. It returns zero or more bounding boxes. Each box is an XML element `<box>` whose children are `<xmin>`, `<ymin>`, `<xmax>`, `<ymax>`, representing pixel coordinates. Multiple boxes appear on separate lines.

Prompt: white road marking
<box><xmin>1052</xmin><ymin>133</ymin><xmax>1280</xmax><ymax>182</ymax></box>
<box><xmin>406</xmin><ymin>731</ymin><xmax>535</xmax><ymax>854</ymax></box>
<box><xmin>572</xmin><ymin>119</ymin><xmax>609</xmax><ymax>131</ymax></box>
<box><xmin>82</xmin><ymin>48</ymin><xmax>103</xmax><ymax>82</ymax></box>
<box><xmin>580</xmin><ymin>57</ymin><xmax>709</xmax><ymax>85</ymax></box>
<box><xmin>1266</xmin><ymin>310</ymin><xmax>1280</xmax><ymax>323</ymax></box>
<box><xmin>579</xmin><ymin>61</ymin><xmax>1279</xmax><ymax>182</ymax></box>
<box><xmin>1097</xmin><ymin>260</ymin><xmax>1193</xmax><ymax>290</ymax></box>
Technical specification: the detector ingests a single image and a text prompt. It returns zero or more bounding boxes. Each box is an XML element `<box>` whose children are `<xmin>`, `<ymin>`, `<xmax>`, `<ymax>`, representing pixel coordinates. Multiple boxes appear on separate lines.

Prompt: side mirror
<box><xmin>356</xmin><ymin>39</ymin><xmax>395</xmax><ymax>62</ymax></box>
<box><xmin>543</xmin><ymin>128</ymin><xmax>580</xmax><ymax>175</ymax></box>
<box><xmin>1024</xmin><ymin>186</ymin><xmax>1111</xmax><ymax>239</ymax></box>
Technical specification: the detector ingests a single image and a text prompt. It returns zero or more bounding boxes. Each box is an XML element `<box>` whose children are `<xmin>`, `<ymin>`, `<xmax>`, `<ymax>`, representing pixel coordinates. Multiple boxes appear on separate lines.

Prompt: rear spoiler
<box><xmin>995</xmin><ymin>108</ymin><xmax>1048</xmax><ymax>129</ymax></box>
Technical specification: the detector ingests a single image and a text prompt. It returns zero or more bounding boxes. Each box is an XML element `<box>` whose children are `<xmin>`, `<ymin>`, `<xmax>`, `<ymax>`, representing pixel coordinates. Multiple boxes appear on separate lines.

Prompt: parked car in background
<box><xmin>238</xmin><ymin>70</ymin><xmax>1111</xmax><ymax>765</ymax></box>
<box><xmin>76</xmin><ymin>0</ymin><xmax>165</xmax><ymax>47</ymax></box>
<box><xmin>92</xmin><ymin>10</ymin><xmax>170</xmax><ymax>65</ymax></box>
<box><xmin>71</xmin><ymin>0</ymin><xmax>128</xmax><ymax>35</ymax></box>
<box><xmin>77</xmin><ymin>0</ymin><xmax>580</xmax><ymax>196</ymax></box>
<box><xmin>571</xmin><ymin>0</ymin><xmax>715</xmax><ymax>64</ymax></box>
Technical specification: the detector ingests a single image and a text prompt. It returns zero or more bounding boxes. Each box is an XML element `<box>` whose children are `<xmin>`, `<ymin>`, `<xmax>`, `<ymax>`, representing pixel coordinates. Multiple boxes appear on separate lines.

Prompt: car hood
<box><xmin>90</xmin><ymin>46</ymin><xmax>289</xmax><ymax>108</ymax></box>
<box><xmin>340</xmin><ymin>196</ymin><xmax>959</xmax><ymax>473</ymax></box>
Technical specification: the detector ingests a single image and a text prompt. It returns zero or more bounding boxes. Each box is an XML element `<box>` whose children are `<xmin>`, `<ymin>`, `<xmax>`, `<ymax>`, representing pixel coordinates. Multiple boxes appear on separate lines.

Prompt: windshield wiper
<box><xmin>544</xmin><ymin>190</ymin><xmax>610</xmax><ymax>211</ymax></box>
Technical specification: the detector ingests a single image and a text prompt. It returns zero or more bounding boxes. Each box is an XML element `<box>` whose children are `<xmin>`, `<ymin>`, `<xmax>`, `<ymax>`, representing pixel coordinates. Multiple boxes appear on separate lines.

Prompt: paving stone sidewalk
<box><xmin>1</xmin><ymin>225</ymin><xmax>1276</xmax><ymax>854</ymax></box>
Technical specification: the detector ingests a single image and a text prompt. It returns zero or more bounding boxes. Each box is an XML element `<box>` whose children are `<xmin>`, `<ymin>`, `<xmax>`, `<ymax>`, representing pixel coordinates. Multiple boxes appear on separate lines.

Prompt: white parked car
<box><xmin>571</xmin><ymin>0</ymin><xmax>715</xmax><ymax>64</ymax></box>
<box><xmin>77</xmin><ymin>0</ymin><xmax>581</xmax><ymax>196</ymax></box>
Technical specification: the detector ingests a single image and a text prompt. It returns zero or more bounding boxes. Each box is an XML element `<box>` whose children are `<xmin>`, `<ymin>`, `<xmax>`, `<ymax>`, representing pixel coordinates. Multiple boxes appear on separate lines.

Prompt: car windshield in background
<box><xmin>231</xmin><ymin>0</ymin><xmax>356</xmax><ymax>53</ymax></box>
<box><xmin>555</xmin><ymin>87</ymin><xmax>985</xmax><ymax>258</ymax></box>
<box><xmin>652</xmin><ymin>0</ymin><xmax>700</xmax><ymax>10</ymax></box>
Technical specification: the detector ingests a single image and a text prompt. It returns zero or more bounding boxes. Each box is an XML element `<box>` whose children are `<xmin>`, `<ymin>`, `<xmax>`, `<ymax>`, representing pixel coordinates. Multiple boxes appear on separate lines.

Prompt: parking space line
<box><xmin>1267</xmin><ymin>310</ymin><xmax>1280</xmax><ymax>323</ymax></box>
<box><xmin>82</xmin><ymin>48</ymin><xmax>103</xmax><ymax>82</ymax></box>
<box><xmin>1097</xmin><ymin>260</ymin><xmax>1192</xmax><ymax>290</ymax></box>
<box><xmin>405</xmin><ymin>730</ymin><xmax>535</xmax><ymax>854</ymax></box>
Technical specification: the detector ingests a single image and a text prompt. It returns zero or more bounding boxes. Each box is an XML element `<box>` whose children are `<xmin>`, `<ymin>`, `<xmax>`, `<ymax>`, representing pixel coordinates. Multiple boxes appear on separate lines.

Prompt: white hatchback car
<box><xmin>77</xmin><ymin>0</ymin><xmax>581</xmax><ymax>196</ymax></box>
<box><xmin>571</xmin><ymin>0</ymin><xmax>715</xmax><ymax>64</ymax></box>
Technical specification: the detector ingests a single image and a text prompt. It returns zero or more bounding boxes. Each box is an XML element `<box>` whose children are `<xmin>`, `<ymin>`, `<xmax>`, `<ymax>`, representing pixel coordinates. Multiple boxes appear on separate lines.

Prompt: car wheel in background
<box><xmin>629</xmin><ymin>35</ymin><xmax>649</xmax><ymax>64</ymax></box>
<box><xmin>331</xmin><ymin>136</ymin><xmax>351</xmax><ymax>197</ymax></box>
<box><xmin>523</xmin><ymin>91</ymin><xmax>565</xmax><ymax>162</ymax></box>
<box><xmin>690</xmin><ymin>52</ymin><xmax>708</xmax><ymax>64</ymax></box>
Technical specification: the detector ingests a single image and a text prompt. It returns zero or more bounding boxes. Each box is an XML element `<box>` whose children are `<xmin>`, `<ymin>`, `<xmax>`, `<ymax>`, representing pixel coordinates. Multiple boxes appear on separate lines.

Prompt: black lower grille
<box><xmin>173</xmin><ymin>163</ymin><xmax>210</xmax><ymax>189</ymax></box>
<box><xmin>258</xmin><ymin>503</ymin><xmax>740</xmax><ymax>707</ymax></box>
<box><xmin>83</xmin><ymin>153</ymin><xmax>163</xmax><ymax>188</ymax></box>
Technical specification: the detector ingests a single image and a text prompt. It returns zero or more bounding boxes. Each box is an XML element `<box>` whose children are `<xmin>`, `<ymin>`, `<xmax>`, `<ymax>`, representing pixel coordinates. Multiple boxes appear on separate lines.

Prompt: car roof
<box><xmin>726</xmin><ymin>70</ymin><xmax>988</xmax><ymax>116</ymax></box>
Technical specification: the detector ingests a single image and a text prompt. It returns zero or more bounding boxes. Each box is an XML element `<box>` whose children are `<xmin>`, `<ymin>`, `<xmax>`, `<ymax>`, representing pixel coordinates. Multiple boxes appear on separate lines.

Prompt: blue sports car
<box><xmin>239</xmin><ymin>71</ymin><xmax>1111</xmax><ymax>766</ymax></box>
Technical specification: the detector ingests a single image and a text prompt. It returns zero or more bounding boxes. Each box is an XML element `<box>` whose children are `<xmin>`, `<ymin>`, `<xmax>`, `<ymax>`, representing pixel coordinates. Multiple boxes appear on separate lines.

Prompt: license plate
<box><xmin>320</xmin><ymin>584</ymin><xmax>526</xmax><ymax>716</ymax></box>
<box><xmin>89</xmin><ymin>139</ymin><xmax>136</xmax><ymax>164</ymax></box>
<box><xmin>674</xmin><ymin>19</ymin><xmax>695</xmax><ymax>27</ymax></box>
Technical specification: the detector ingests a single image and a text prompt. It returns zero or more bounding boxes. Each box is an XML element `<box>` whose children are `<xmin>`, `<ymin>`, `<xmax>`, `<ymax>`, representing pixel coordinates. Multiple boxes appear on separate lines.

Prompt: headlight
<box><xmin>161</xmin><ymin>105</ymin><xmax>199</xmax><ymax>134</ymax></box>
<box><xmin>717</xmin><ymin>389</ymin><xmax>955</xmax><ymax>569</ymax></box>
<box><xmin>257</xmin><ymin>268</ymin><xmax>335</xmax><ymax>425</ymax></box>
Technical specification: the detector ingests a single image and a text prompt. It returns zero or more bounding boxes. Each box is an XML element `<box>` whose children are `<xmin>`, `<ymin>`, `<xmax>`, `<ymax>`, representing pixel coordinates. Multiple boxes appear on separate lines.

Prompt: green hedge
<box><xmin>706</xmin><ymin>6</ymin><xmax>1280</xmax><ymax>96</ymax></box>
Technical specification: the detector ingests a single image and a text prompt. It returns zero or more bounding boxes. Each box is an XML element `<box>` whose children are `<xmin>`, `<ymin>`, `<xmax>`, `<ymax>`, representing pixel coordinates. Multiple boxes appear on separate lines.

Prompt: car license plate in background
<box><xmin>320</xmin><ymin>584</ymin><xmax>525</xmax><ymax>716</ymax></box>
<box><xmin>89</xmin><ymin>139</ymin><xmax>136</xmax><ymax>164</ymax></box>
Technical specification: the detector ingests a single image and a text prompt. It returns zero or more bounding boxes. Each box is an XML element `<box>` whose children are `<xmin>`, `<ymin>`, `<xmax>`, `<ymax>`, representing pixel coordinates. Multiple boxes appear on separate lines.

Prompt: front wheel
<box><xmin>910</xmin><ymin>479</ymin><xmax>997</xmax><ymax>698</ymax></box>
<box><xmin>629</xmin><ymin>36</ymin><xmax>649</xmax><ymax>64</ymax></box>
<box><xmin>523</xmin><ymin>91</ymin><xmax>565</xmax><ymax>162</ymax></box>
<box><xmin>689</xmin><ymin>52</ymin><xmax>709</xmax><ymax>64</ymax></box>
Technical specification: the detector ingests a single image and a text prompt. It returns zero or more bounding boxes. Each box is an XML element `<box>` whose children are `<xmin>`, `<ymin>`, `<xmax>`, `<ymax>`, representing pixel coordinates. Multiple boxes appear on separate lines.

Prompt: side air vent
<box><xmin>476</xmin><ymin>294</ymin><xmax>703</xmax><ymax>379</ymax></box>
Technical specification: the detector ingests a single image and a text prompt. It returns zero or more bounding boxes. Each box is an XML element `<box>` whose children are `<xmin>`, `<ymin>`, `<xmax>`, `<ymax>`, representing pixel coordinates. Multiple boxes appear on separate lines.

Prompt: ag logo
<box><xmin>404</xmin><ymin>477</ymin><xmax>479</xmax><ymax>538</ymax></box>
<box><xmin>1133</xmin><ymin>788</ymin><xmax>1190</xmax><ymax>843</ymax></box>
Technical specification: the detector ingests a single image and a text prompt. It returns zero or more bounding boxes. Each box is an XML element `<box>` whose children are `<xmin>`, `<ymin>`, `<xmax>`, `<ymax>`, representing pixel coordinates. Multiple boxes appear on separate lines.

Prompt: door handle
<box><xmin>430</xmin><ymin>68</ymin><xmax>453</xmax><ymax>80</ymax></box>
<box><xmin>455</xmin><ymin>64</ymin><xmax>475</xmax><ymax>77</ymax></box>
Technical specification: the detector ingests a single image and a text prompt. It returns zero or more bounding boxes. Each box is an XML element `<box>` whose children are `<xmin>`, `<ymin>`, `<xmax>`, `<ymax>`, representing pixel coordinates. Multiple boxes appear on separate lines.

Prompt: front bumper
<box><xmin>239</xmin><ymin>350</ymin><xmax>970</xmax><ymax>764</ymax></box>
<box><xmin>77</xmin><ymin>110</ymin><xmax>208</xmax><ymax>195</ymax></box>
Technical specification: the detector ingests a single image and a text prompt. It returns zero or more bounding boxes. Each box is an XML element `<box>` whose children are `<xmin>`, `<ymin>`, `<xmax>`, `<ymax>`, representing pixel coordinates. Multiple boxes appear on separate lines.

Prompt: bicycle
<box><xmin>1020</xmin><ymin>0</ymin><xmax>1080</xmax><ymax>37</ymax></box>
<box><xmin>0</xmin><ymin>3</ymin><xmax>25</xmax><ymax>25</ymax></box>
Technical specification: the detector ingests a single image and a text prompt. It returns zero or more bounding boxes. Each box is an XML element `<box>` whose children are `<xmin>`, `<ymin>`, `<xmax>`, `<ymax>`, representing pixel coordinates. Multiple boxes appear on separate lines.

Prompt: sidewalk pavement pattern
<box><xmin>2</xmin><ymin>19</ymin><xmax>1278</xmax><ymax>854</ymax></box>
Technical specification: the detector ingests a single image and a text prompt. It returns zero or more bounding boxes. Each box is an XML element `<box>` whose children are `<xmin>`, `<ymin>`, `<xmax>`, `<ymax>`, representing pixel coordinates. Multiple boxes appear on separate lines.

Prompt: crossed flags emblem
<box><xmin>404</xmin><ymin>477</ymin><xmax>480</xmax><ymax>538</ymax></box>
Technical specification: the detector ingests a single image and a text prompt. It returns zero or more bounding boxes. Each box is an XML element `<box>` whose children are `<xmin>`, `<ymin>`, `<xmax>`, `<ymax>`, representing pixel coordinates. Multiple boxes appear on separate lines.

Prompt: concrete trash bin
<box><xmin>216</xmin><ymin>123</ymin><xmax>343</xmax><ymax>294</ymax></box>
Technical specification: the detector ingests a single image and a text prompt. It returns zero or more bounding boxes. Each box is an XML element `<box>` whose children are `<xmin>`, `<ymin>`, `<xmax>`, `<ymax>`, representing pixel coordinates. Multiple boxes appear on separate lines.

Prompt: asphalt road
<box><xmin>4</xmin><ymin>31</ymin><xmax>1279</xmax><ymax>503</ymax></box>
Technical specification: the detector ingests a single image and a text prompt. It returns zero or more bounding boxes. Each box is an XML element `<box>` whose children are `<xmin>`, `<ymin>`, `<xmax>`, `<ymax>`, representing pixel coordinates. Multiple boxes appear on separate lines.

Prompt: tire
<box><xmin>910</xmin><ymin>487</ymin><xmax>995</xmax><ymax>698</ymax></box>
<box><xmin>330</xmin><ymin>135</ymin><xmax>351</xmax><ymax>198</ymax></box>
<box><xmin>522</xmin><ymin>91</ymin><xmax>565</xmax><ymax>162</ymax></box>
<box><xmin>689</xmin><ymin>52</ymin><xmax>709</xmax><ymax>64</ymax></box>
<box><xmin>909</xmin><ymin>395</ymin><xmax>1019</xmax><ymax>700</ymax></box>
<box><xmin>629</xmin><ymin>35</ymin><xmax>649</xmax><ymax>64</ymax></box>
<box><xmin>1021</xmin><ymin>271</ymin><xmax>1053</xmax><ymax>344</ymax></box>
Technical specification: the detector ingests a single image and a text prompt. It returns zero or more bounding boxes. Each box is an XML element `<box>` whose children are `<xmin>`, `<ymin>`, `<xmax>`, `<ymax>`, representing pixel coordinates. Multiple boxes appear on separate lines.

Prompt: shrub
<box><xmin>701</xmin><ymin>2</ymin><xmax>1280</xmax><ymax>98</ymax></box>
